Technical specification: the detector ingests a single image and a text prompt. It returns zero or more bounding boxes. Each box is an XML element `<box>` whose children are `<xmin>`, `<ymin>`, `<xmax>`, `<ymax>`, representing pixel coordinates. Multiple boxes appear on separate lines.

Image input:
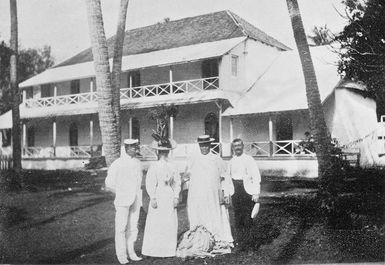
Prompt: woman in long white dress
<box><xmin>141</xmin><ymin>138</ymin><xmax>181</xmax><ymax>257</ymax></box>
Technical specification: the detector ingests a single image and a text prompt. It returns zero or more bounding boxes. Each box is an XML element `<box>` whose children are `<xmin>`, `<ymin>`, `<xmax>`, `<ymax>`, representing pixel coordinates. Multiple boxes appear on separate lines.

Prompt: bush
<box><xmin>84</xmin><ymin>156</ymin><xmax>107</xmax><ymax>169</ymax></box>
<box><xmin>319</xmin><ymin>166</ymin><xmax>385</xmax><ymax>230</ymax></box>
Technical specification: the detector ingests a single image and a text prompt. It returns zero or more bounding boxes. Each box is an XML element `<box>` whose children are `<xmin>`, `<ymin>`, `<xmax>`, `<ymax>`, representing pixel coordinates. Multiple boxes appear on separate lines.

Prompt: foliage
<box><xmin>0</xmin><ymin>43</ymin><xmax>54</xmax><ymax>114</ymax></box>
<box><xmin>307</xmin><ymin>25</ymin><xmax>334</xmax><ymax>46</ymax></box>
<box><xmin>147</xmin><ymin>104</ymin><xmax>178</xmax><ymax>139</ymax></box>
<box><xmin>336</xmin><ymin>0</ymin><xmax>385</xmax><ymax>118</ymax></box>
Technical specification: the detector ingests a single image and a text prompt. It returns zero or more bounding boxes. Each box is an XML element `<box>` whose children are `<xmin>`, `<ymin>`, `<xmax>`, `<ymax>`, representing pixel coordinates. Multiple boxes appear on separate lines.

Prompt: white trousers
<box><xmin>115</xmin><ymin>196</ymin><xmax>141</xmax><ymax>261</ymax></box>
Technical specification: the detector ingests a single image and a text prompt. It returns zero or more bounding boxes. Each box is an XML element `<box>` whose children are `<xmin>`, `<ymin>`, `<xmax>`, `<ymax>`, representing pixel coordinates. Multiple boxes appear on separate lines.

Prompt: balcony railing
<box><xmin>244</xmin><ymin>140</ymin><xmax>316</xmax><ymax>157</ymax></box>
<box><xmin>23</xmin><ymin>77</ymin><xmax>220</xmax><ymax>109</ymax></box>
<box><xmin>24</xmin><ymin>92</ymin><xmax>98</xmax><ymax>108</ymax></box>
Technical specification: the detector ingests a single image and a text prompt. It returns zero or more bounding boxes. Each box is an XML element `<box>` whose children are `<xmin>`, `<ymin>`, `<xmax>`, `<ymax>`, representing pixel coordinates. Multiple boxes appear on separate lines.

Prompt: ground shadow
<box><xmin>0</xmin><ymin>205</ymin><xmax>30</xmax><ymax>229</ymax></box>
<box><xmin>38</xmin><ymin>237</ymin><xmax>114</xmax><ymax>264</ymax></box>
<box><xmin>16</xmin><ymin>196</ymin><xmax>112</xmax><ymax>230</ymax></box>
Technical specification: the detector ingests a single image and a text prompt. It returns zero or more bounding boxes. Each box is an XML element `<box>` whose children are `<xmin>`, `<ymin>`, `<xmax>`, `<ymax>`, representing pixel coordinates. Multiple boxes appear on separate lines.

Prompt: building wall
<box><xmin>219</xmin><ymin>39</ymin><xmax>280</xmax><ymax>92</ymax></box>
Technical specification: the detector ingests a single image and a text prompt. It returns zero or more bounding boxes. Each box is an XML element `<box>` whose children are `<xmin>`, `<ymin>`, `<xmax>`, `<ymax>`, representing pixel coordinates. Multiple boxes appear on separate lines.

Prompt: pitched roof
<box><xmin>55</xmin><ymin>10</ymin><xmax>290</xmax><ymax>68</ymax></box>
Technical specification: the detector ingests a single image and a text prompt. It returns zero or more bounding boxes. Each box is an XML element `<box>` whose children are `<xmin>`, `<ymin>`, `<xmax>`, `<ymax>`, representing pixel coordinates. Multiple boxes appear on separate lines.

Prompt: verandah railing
<box><xmin>24</xmin><ymin>77</ymin><xmax>220</xmax><ymax>109</ymax></box>
<box><xmin>244</xmin><ymin>140</ymin><xmax>316</xmax><ymax>157</ymax></box>
<box><xmin>0</xmin><ymin>154</ymin><xmax>13</xmax><ymax>170</ymax></box>
<box><xmin>23</xmin><ymin>145</ymin><xmax>102</xmax><ymax>159</ymax></box>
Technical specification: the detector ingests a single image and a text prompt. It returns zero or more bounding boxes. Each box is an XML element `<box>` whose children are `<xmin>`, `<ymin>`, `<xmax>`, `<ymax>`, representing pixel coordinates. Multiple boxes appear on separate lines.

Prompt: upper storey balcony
<box><xmin>23</xmin><ymin>76</ymin><xmax>220</xmax><ymax>110</ymax></box>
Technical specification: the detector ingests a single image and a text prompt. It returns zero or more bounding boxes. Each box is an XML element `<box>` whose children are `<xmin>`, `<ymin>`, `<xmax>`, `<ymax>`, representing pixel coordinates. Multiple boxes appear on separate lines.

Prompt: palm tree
<box><xmin>9</xmin><ymin>0</ymin><xmax>22</xmax><ymax>175</ymax></box>
<box><xmin>111</xmin><ymin>0</ymin><xmax>130</xmax><ymax>141</ymax></box>
<box><xmin>85</xmin><ymin>0</ymin><xmax>121</xmax><ymax>166</ymax></box>
<box><xmin>286</xmin><ymin>0</ymin><xmax>333</xmax><ymax>186</ymax></box>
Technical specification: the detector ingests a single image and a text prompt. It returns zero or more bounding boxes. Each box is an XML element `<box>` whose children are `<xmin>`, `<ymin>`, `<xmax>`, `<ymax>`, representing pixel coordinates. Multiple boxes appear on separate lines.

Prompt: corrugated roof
<box><xmin>19</xmin><ymin>37</ymin><xmax>245</xmax><ymax>88</ymax></box>
<box><xmin>223</xmin><ymin>46</ymin><xmax>342</xmax><ymax>116</ymax></box>
<box><xmin>55</xmin><ymin>10</ymin><xmax>289</xmax><ymax>68</ymax></box>
<box><xmin>0</xmin><ymin>110</ymin><xmax>12</xmax><ymax>129</ymax></box>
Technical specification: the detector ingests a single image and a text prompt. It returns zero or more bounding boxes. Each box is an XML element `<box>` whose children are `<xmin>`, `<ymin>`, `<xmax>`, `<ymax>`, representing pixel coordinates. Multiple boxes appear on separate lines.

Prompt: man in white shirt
<box><xmin>105</xmin><ymin>139</ymin><xmax>143</xmax><ymax>264</ymax></box>
<box><xmin>228</xmin><ymin>138</ymin><xmax>261</xmax><ymax>245</ymax></box>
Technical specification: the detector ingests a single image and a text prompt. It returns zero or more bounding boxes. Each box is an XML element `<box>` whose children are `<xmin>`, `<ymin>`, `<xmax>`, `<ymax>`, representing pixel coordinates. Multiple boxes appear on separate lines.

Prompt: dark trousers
<box><xmin>232</xmin><ymin>179</ymin><xmax>255</xmax><ymax>248</ymax></box>
<box><xmin>232</xmin><ymin>179</ymin><xmax>254</xmax><ymax>230</ymax></box>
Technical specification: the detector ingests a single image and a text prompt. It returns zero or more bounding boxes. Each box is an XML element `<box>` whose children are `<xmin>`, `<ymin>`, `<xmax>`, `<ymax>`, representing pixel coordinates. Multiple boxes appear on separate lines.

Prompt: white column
<box><xmin>169</xmin><ymin>115</ymin><xmax>174</xmax><ymax>139</ymax></box>
<box><xmin>169</xmin><ymin>66</ymin><xmax>173</xmax><ymax>94</ymax></box>
<box><xmin>53</xmin><ymin>119</ymin><xmax>57</xmax><ymax>157</ymax></box>
<box><xmin>269</xmin><ymin>116</ymin><xmax>273</xmax><ymax>141</ymax></box>
<box><xmin>22</xmin><ymin>122</ymin><xmax>26</xmax><ymax>151</ymax></box>
<box><xmin>129</xmin><ymin>74</ymin><xmax>133</xmax><ymax>98</ymax></box>
<box><xmin>90</xmin><ymin>117</ymin><xmax>94</xmax><ymax>156</ymax></box>
<box><xmin>53</xmin><ymin>85</ymin><xmax>57</xmax><ymax>105</ymax></box>
<box><xmin>230</xmin><ymin>118</ymin><xmax>234</xmax><ymax>141</ymax></box>
<box><xmin>128</xmin><ymin>117</ymin><xmax>133</xmax><ymax>138</ymax></box>
<box><xmin>22</xmin><ymin>90</ymin><xmax>26</xmax><ymax>105</ymax></box>
<box><xmin>90</xmin><ymin>118</ymin><xmax>94</xmax><ymax>146</ymax></box>
<box><xmin>90</xmin><ymin>78</ymin><xmax>94</xmax><ymax>93</ymax></box>
<box><xmin>218</xmin><ymin>103</ymin><xmax>222</xmax><ymax>144</ymax></box>
<box><xmin>269</xmin><ymin>116</ymin><xmax>273</xmax><ymax>157</ymax></box>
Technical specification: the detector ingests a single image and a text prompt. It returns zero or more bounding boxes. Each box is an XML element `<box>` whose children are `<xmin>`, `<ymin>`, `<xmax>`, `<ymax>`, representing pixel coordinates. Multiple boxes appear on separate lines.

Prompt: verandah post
<box><xmin>52</xmin><ymin>119</ymin><xmax>57</xmax><ymax>157</ymax></box>
<box><xmin>90</xmin><ymin>116</ymin><xmax>94</xmax><ymax>156</ymax></box>
<box><xmin>169</xmin><ymin>66</ymin><xmax>173</xmax><ymax>94</ymax></box>
<box><xmin>269</xmin><ymin>116</ymin><xmax>273</xmax><ymax>157</ymax></box>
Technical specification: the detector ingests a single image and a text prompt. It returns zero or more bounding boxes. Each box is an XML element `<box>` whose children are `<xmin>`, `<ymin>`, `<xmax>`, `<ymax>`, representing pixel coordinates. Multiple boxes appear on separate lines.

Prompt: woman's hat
<box><xmin>151</xmin><ymin>139</ymin><xmax>177</xmax><ymax>150</ymax></box>
<box><xmin>197</xmin><ymin>135</ymin><xmax>215</xmax><ymax>144</ymax></box>
<box><xmin>251</xmin><ymin>203</ymin><xmax>260</xmax><ymax>219</ymax></box>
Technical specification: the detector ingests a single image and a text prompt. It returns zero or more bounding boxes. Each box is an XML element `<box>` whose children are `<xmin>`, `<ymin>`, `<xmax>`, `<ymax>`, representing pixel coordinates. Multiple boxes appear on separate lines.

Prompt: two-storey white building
<box><xmin>6</xmin><ymin>10</ymin><xmax>378</xmax><ymax>177</ymax></box>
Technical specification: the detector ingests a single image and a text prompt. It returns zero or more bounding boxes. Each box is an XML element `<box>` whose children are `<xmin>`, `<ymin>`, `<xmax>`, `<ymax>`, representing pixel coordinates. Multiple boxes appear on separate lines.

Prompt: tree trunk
<box><xmin>85</xmin><ymin>0</ymin><xmax>120</xmax><ymax>166</ymax></box>
<box><xmin>286</xmin><ymin>0</ymin><xmax>333</xmax><ymax>185</ymax></box>
<box><xmin>10</xmin><ymin>0</ymin><xmax>22</xmax><ymax>175</ymax></box>
<box><xmin>111</xmin><ymin>0</ymin><xmax>130</xmax><ymax>142</ymax></box>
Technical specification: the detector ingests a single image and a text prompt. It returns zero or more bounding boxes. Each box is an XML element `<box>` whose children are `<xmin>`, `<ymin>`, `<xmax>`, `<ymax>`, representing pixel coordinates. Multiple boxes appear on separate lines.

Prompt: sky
<box><xmin>0</xmin><ymin>0</ymin><xmax>348</xmax><ymax>65</ymax></box>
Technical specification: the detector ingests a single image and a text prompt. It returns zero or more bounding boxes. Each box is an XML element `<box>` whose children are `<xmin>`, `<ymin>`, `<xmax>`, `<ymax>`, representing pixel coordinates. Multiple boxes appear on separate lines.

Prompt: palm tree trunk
<box><xmin>111</xmin><ymin>0</ymin><xmax>130</xmax><ymax>142</ymax></box>
<box><xmin>10</xmin><ymin>0</ymin><xmax>22</xmax><ymax>175</ymax></box>
<box><xmin>286</xmin><ymin>0</ymin><xmax>333</xmax><ymax>184</ymax></box>
<box><xmin>85</xmin><ymin>0</ymin><xmax>120</xmax><ymax>166</ymax></box>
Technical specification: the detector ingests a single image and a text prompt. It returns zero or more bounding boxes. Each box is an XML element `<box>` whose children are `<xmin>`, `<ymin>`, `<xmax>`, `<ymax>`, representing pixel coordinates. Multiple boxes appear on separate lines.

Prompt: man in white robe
<box><xmin>185</xmin><ymin>135</ymin><xmax>234</xmax><ymax>244</ymax></box>
<box><xmin>105</xmin><ymin>139</ymin><xmax>143</xmax><ymax>264</ymax></box>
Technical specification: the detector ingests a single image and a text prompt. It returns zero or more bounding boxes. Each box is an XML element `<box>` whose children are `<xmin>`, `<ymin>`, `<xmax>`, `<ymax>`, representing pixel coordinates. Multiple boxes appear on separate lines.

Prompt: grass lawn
<box><xmin>0</xmin><ymin>169</ymin><xmax>384</xmax><ymax>264</ymax></box>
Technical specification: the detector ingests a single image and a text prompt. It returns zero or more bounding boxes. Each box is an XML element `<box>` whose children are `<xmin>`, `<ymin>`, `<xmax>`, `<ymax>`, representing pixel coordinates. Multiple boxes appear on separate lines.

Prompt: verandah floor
<box><xmin>0</xmin><ymin>169</ymin><xmax>383</xmax><ymax>264</ymax></box>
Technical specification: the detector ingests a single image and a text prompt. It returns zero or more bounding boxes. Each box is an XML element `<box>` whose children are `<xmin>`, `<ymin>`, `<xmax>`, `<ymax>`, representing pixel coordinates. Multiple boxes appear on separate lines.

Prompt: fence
<box><xmin>0</xmin><ymin>155</ymin><xmax>13</xmax><ymax>170</ymax></box>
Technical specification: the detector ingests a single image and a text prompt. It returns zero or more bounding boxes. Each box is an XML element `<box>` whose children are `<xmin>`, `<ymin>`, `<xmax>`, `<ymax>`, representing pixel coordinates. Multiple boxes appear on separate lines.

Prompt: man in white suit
<box><xmin>105</xmin><ymin>139</ymin><xmax>143</xmax><ymax>264</ymax></box>
<box><xmin>228</xmin><ymin>138</ymin><xmax>261</xmax><ymax>247</ymax></box>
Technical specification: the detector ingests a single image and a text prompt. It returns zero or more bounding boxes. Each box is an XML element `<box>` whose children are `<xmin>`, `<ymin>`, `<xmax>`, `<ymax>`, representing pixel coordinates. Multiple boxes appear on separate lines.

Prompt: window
<box><xmin>204</xmin><ymin>113</ymin><xmax>219</xmax><ymax>142</ymax></box>
<box><xmin>201</xmin><ymin>59</ymin><xmax>219</xmax><ymax>78</ymax></box>
<box><xmin>201</xmin><ymin>59</ymin><xmax>219</xmax><ymax>90</ymax></box>
<box><xmin>1</xmin><ymin>129</ymin><xmax>12</xmax><ymax>147</ymax></box>
<box><xmin>132</xmin><ymin>118</ymin><xmax>140</xmax><ymax>142</ymax></box>
<box><xmin>231</xmin><ymin>55</ymin><xmax>238</xmax><ymax>76</ymax></box>
<box><xmin>128</xmin><ymin>71</ymin><xmax>141</xmax><ymax>87</ymax></box>
<box><xmin>41</xmin><ymin>84</ymin><xmax>52</xmax><ymax>98</ymax></box>
<box><xmin>26</xmin><ymin>87</ymin><xmax>34</xmax><ymax>99</ymax></box>
<box><xmin>275</xmin><ymin>114</ymin><xmax>293</xmax><ymax>154</ymax></box>
<box><xmin>69</xmin><ymin>123</ymin><xmax>78</xmax><ymax>146</ymax></box>
<box><xmin>27</xmin><ymin>126</ymin><xmax>35</xmax><ymax>147</ymax></box>
<box><xmin>70</xmin><ymin>80</ymin><xmax>80</xmax><ymax>94</ymax></box>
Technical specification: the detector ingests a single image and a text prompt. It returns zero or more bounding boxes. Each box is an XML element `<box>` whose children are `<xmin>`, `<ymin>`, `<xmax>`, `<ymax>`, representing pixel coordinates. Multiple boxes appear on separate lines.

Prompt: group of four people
<box><xmin>105</xmin><ymin>135</ymin><xmax>261</xmax><ymax>264</ymax></box>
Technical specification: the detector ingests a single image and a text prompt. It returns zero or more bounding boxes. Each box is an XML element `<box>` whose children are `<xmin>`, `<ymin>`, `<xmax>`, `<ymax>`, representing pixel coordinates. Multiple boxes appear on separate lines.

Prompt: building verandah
<box><xmin>20</xmin><ymin>104</ymin><xmax>316</xmax><ymax>166</ymax></box>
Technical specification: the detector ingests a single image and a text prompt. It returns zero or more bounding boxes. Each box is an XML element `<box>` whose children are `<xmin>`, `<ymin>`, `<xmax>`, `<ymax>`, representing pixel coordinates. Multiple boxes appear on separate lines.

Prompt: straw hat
<box><xmin>197</xmin><ymin>135</ymin><xmax>215</xmax><ymax>144</ymax></box>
